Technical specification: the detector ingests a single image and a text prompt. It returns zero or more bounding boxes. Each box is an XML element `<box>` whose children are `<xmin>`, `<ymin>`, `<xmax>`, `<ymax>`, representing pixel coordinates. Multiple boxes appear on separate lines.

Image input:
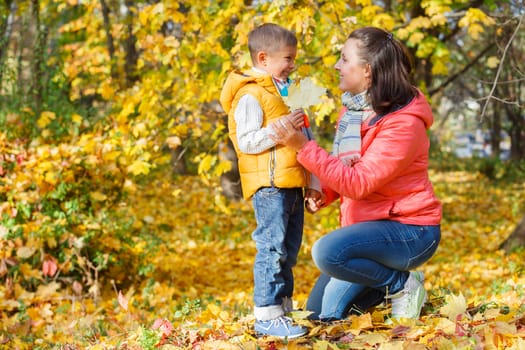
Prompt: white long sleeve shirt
<box><xmin>234</xmin><ymin>94</ymin><xmax>277</xmax><ymax>154</ymax></box>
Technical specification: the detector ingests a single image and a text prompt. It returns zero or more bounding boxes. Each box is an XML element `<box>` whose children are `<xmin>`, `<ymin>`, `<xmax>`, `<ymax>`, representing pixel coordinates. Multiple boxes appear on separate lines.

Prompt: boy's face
<box><xmin>258</xmin><ymin>45</ymin><xmax>297</xmax><ymax>81</ymax></box>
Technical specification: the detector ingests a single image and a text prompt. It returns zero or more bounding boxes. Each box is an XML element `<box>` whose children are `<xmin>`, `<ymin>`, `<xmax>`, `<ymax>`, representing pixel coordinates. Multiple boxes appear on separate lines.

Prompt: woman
<box><xmin>271</xmin><ymin>26</ymin><xmax>442</xmax><ymax>322</ymax></box>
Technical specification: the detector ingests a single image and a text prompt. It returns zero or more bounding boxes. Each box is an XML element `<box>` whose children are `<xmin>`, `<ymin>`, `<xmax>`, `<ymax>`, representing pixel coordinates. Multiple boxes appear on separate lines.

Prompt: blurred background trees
<box><xmin>0</xmin><ymin>0</ymin><xmax>523</xmax><ymax>295</ymax></box>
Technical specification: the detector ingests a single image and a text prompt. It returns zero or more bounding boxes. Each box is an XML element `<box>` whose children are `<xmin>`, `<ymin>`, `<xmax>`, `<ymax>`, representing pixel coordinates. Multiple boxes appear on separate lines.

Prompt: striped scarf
<box><xmin>332</xmin><ymin>91</ymin><xmax>373</xmax><ymax>165</ymax></box>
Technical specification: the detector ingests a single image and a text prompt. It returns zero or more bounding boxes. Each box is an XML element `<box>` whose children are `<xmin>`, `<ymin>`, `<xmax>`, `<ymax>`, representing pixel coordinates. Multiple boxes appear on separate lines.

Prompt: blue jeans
<box><xmin>307</xmin><ymin>273</ymin><xmax>385</xmax><ymax>320</ymax></box>
<box><xmin>308</xmin><ymin>220</ymin><xmax>440</xmax><ymax>320</ymax></box>
<box><xmin>252</xmin><ymin>187</ymin><xmax>304</xmax><ymax>308</ymax></box>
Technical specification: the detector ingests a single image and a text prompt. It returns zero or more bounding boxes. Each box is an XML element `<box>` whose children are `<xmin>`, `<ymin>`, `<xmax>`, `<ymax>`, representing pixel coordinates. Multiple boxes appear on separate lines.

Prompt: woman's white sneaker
<box><xmin>388</xmin><ymin>271</ymin><xmax>427</xmax><ymax>321</ymax></box>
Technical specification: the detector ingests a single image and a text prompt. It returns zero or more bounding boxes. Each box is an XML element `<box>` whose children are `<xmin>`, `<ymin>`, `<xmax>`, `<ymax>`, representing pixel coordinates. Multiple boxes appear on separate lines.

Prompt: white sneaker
<box><xmin>388</xmin><ymin>271</ymin><xmax>427</xmax><ymax>321</ymax></box>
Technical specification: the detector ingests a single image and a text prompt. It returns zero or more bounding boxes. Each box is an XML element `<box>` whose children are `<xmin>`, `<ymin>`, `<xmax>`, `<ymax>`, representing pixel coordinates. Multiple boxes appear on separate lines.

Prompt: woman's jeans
<box><xmin>252</xmin><ymin>187</ymin><xmax>304</xmax><ymax>308</ymax></box>
<box><xmin>307</xmin><ymin>220</ymin><xmax>440</xmax><ymax>320</ymax></box>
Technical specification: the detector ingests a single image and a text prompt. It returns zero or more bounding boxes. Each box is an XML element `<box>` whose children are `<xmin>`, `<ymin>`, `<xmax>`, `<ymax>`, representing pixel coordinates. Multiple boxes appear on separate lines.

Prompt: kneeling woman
<box><xmin>271</xmin><ymin>26</ymin><xmax>442</xmax><ymax>322</ymax></box>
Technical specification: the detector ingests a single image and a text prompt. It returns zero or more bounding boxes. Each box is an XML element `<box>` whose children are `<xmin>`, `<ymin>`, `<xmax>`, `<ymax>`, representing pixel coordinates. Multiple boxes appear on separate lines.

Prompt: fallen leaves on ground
<box><xmin>0</xmin><ymin>170</ymin><xmax>524</xmax><ymax>349</ymax></box>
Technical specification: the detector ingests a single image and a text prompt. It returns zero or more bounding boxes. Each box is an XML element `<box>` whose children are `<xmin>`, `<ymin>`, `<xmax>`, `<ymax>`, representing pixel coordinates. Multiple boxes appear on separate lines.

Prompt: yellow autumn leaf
<box><xmin>356</xmin><ymin>0</ymin><xmax>372</xmax><ymax>6</ymax></box>
<box><xmin>321</xmin><ymin>54</ymin><xmax>338</xmax><ymax>67</ymax></box>
<box><xmin>99</xmin><ymin>81</ymin><xmax>115</xmax><ymax>100</ymax></box>
<box><xmin>378</xmin><ymin>342</ymin><xmax>404</xmax><ymax>350</ymax></box>
<box><xmin>72</xmin><ymin>113</ymin><xmax>82</xmax><ymax>124</ymax></box>
<box><xmin>371</xmin><ymin>13</ymin><xmax>396</xmax><ymax>31</ymax></box>
<box><xmin>440</xmin><ymin>293</ymin><xmax>467</xmax><ymax>321</ymax></box>
<box><xmin>44</xmin><ymin>171</ymin><xmax>59</xmax><ymax>185</ymax></box>
<box><xmin>410</xmin><ymin>16</ymin><xmax>432</xmax><ymax>29</ymax></box>
<box><xmin>396</xmin><ymin>27</ymin><xmax>410</xmax><ymax>40</ymax></box>
<box><xmin>467</xmin><ymin>23</ymin><xmax>485</xmax><ymax>40</ymax></box>
<box><xmin>350</xmin><ymin>313</ymin><xmax>373</xmax><ymax>332</ymax></box>
<box><xmin>289</xmin><ymin>310</ymin><xmax>313</xmax><ymax>320</ymax></box>
<box><xmin>197</xmin><ymin>154</ymin><xmax>216</xmax><ymax>175</ymax></box>
<box><xmin>35</xmin><ymin>281</ymin><xmax>61</xmax><ymax>300</ymax></box>
<box><xmin>166</xmin><ymin>136</ymin><xmax>181</xmax><ymax>149</ymax></box>
<box><xmin>127</xmin><ymin>160</ymin><xmax>151</xmax><ymax>176</ymax></box>
<box><xmin>16</xmin><ymin>246</ymin><xmax>36</xmax><ymax>259</ymax></box>
<box><xmin>313</xmin><ymin>340</ymin><xmax>335</xmax><ymax>350</ymax></box>
<box><xmin>361</xmin><ymin>5</ymin><xmax>382</xmax><ymax>19</ymax></box>
<box><xmin>422</xmin><ymin>0</ymin><xmax>451</xmax><ymax>17</ymax></box>
<box><xmin>324</xmin><ymin>323</ymin><xmax>346</xmax><ymax>336</ymax></box>
<box><xmin>358</xmin><ymin>332</ymin><xmax>388</xmax><ymax>345</ymax></box>
<box><xmin>486</xmin><ymin>56</ymin><xmax>500</xmax><ymax>69</ymax></box>
<box><xmin>408</xmin><ymin>32</ymin><xmax>425</xmax><ymax>46</ymax></box>
<box><xmin>214</xmin><ymin>160</ymin><xmax>232</xmax><ymax>177</ymax></box>
<box><xmin>458</xmin><ymin>8</ymin><xmax>495</xmax><ymax>40</ymax></box>
<box><xmin>430</xmin><ymin>13</ymin><xmax>448</xmax><ymax>26</ymax></box>
<box><xmin>37</xmin><ymin>111</ymin><xmax>56</xmax><ymax>129</ymax></box>
<box><xmin>283</xmin><ymin>77</ymin><xmax>326</xmax><ymax>111</ymax></box>
<box><xmin>90</xmin><ymin>191</ymin><xmax>107</xmax><ymax>201</ymax></box>
<box><xmin>432</xmin><ymin>59</ymin><xmax>449</xmax><ymax>75</ymax></box>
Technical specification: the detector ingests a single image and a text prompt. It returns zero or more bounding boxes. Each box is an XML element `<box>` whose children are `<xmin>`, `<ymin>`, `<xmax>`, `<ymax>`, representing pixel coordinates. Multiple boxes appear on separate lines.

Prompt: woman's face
<box><xmin>334</xmin><ymin>38</ymin><xmax>371</xmax><ymax>94</ymax></box>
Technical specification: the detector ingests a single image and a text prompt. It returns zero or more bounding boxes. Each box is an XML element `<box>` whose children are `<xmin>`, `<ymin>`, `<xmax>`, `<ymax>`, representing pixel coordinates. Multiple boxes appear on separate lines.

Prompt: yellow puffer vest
<box><xmin>220</xmin><ymin>70</ymin><xmax>308</xmax><ymax>199</ymax></box>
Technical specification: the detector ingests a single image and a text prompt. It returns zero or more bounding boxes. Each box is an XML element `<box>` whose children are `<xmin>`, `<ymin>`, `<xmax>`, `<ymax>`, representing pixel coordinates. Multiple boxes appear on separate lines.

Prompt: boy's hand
<box><xmin>282</xmin><ymin>109</ymin><xmax>305</xmax><ymax>130</ymax></box>
<box><xmin>304</xmin><ymin>189</ymin><xmax>325</xmax><ymax>214</ymax></box>
<box><xmin>270</xmin><ymin>110</ymin><xmax>309</xmax><ymax>151</ymax></box>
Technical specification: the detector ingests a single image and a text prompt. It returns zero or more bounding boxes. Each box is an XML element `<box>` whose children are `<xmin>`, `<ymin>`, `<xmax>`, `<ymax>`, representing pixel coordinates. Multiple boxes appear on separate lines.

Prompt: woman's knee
<box><xmin>312</xmin><ymin>237</ymin><xmax>341</xmax><ymax>274</ymax></box>
<box><xmin>311</xmin><ymin>239</ymin><xmax>327</xmax><ymax>269</ymax></box>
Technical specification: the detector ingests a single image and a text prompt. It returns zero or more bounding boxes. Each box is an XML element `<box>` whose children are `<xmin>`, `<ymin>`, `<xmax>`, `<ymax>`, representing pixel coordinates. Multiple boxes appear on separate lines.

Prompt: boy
<box><xmin>219</xmin><ymin>23</ymin><xmax>320</xmax><ymax>338</ymax></box>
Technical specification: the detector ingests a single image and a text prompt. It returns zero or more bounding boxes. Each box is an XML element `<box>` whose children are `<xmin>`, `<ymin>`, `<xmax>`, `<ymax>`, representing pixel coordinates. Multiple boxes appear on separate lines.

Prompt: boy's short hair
<box><xmin>248</xmin><ymin>23</ymin><xmax>297</xmax><ymax>64</ymax></box>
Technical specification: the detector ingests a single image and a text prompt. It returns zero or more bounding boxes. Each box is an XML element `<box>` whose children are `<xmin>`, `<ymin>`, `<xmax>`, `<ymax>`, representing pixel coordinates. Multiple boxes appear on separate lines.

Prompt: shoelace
<box><xmin>269</xmin><ymin>316</ymin><xmax>292</xmax><ymax>331</ymax></box>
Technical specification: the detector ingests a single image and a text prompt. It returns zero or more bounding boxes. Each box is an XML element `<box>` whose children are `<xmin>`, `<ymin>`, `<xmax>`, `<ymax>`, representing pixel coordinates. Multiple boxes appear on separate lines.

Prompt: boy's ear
<box><xmin>256</xmin><ymin>51</ymin><xmax>267</xmax><ymax>66</ymax></box>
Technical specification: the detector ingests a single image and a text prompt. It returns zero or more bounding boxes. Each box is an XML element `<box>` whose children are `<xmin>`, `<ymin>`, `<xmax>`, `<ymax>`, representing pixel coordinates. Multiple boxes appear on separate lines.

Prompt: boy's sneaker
<box><xmin>254</xmin><ymin>316</ymin><xmax>307</xmax><ymax>339</ymax></box>
<box><xmin>388</xmin><ymin>271</ymin><xmax>427</xmax><ymax>321</ymax></box>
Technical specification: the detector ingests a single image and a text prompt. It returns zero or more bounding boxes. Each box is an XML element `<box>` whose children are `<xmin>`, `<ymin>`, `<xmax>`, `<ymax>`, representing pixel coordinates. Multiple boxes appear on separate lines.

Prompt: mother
<box><xmin>271</xmin><ymin>26</ymin><xmax>442</xmax><ymax>322</ymax></box>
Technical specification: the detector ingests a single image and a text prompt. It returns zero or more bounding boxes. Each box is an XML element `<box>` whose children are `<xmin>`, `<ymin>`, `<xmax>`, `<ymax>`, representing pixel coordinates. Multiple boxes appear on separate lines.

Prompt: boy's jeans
<box><xmin>309</xmin><ymin>220</ymin><xmax>440</xmax><ymax>320</ymax></box>
<box><xmin>252</xmin><ymin>187</ymin><xmax>304</xmax><ymax>319</ymax></box>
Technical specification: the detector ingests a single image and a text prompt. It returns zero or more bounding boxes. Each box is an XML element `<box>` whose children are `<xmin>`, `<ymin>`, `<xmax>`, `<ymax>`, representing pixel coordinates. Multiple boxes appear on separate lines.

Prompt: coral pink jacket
<box><xmin>298</xmin><ymin>91</ymin><xmax>442</xmax><ymax>226</ymax></box>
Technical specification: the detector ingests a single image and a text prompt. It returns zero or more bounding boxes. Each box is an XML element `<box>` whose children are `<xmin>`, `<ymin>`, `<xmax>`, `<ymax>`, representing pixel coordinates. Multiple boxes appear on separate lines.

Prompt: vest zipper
<box><xmin>269</xmin><ymin>146</ymin><xmax>276</xmax><ymax>187</ymax></box>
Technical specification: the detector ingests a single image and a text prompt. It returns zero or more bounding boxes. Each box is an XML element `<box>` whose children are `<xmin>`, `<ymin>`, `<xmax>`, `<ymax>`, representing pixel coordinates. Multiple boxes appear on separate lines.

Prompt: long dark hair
<box><xmin>348</xmin><ymin>27</ymin><xmax>418</xmax><ymax>116</ymax></box>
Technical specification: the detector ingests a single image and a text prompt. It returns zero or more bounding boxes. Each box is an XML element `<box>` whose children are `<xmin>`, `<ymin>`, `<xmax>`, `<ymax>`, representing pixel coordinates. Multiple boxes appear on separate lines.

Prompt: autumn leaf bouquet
<box><xmin>283</xmin><ymin>77</ymin><xmax>326</xmax><ymax>127</ymax></box>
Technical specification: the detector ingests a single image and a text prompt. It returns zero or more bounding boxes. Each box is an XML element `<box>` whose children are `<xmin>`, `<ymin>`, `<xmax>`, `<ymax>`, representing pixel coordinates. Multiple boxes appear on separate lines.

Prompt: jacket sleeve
<box><xmin>297</xmin><ymin>115</ymin><xmax>427</xmax><ymax>200</ymax></box>
<box><xmin>321</xmin><ymin>185</ymin><xmax>339</xmax><ymax>207</ymax></box>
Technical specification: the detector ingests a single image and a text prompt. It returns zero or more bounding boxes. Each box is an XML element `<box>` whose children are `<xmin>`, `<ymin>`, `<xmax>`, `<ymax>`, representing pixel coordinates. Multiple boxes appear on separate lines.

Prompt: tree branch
<box><xmin>428</xmin><ymin>43</ymin><xmax>495</xmax><ymax>97</ymax></box>
<box><xmin>479</xmin><ymin>12</ymin><xmax>524</xmax><ymax>119</ymax></box>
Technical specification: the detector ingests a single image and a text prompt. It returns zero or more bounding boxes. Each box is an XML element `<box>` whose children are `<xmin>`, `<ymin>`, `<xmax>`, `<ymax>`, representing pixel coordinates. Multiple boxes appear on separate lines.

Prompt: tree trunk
<box><xmin>219</xmin><ymin>138</ymin><xmax>242</xmax><ymax>201</ymax></box>
<box><xmin>124</xmin><ymin>0</ymin><xmax>138</xmax><ymax>87</ymax></box>
<box><xmin>488</xmin><ymin>103</ymin><xmax>501</xmax><ymax>158</ymax></box>
<box><xmin>0</xmin><ymin>0</ymin><xmax>15</xmax><ymax>87</ymax></box>
<box><xmin>99</xmin><ymin>0</ymin><xmax>116</xmax><ymax>79</ymax></box>
<box><xmin>31</xmin><ymin>0</ymin><xmax>46</xmax><ymax>114</ymax></box>
<box><xmin>506</xmin><ymin>108</ymin><xmax>525</xmax><ymax>161</ymax></box>
<box><xmin>500</xmin><ymin>213</ymin><xmax>525</xmax><ymax>252</ymax></box>
<box><xmin>171</xmin><ymin>146</ymin><xmax>187</xmax><ymax>175</ymax></box>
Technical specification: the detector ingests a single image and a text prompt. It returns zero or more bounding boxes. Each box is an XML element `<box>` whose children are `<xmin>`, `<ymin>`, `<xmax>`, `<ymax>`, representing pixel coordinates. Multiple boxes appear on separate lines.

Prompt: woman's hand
<box><xmin>270</xmin><ymin>112</ymin><xmax>309</xmax><ymax>152</ymax></box>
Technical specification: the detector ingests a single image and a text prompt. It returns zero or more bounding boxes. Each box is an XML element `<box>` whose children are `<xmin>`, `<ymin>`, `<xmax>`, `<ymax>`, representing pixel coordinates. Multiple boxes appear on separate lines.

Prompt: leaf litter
<box><xmin>0</xmin><ymin>171</ymin><xmax>524</xmax><ymax>349</ymax></box>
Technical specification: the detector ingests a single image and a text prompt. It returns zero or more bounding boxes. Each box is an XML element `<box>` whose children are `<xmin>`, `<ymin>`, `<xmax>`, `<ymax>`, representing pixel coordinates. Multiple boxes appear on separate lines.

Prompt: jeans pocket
<box><xmin>407</xmin><ymin>238</ymin><xmax>438</xmax><ymax>269</ymax></box>
<box><xmin>407</xmin><ymin>226</ymin><xmax>441</xmax><ymax>269</ymax></box>
<box><xmin>257</xmin><ymin>187</ymin><xmax>280</xmax><ymax>197</ymax></box>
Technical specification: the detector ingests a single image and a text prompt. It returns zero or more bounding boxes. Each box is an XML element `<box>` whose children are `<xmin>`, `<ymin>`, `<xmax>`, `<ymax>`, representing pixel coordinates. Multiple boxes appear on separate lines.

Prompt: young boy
<box><xmin>219</xmin><ymin>23</ymin><xmax>320</xmax><ymax>338</ymax></box>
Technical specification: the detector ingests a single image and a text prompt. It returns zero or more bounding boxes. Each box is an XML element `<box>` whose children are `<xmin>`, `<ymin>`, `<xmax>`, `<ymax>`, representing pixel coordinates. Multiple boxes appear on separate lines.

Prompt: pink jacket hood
<box><xmin>298</xmin><ymin>91</ymin><xmax>442</xmax><ymax>226</ymax></box>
